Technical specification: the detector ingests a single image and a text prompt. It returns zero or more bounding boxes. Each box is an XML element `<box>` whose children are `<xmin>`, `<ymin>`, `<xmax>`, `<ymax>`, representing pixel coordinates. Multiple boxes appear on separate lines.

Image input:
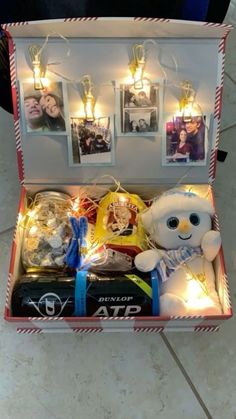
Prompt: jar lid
<box><xmin>34</xmin><ymin>191</ymin><xmax>71</xmax><ymax>202</ymax></box>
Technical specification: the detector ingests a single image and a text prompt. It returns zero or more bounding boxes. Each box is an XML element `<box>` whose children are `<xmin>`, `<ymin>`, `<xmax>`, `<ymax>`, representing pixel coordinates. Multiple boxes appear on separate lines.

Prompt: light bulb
<box><xmin>28</xmin><ymin>209</ymin><xmax>36</xmax><ymax>218</ymax></box>
<box><xmin>188</xmin><ymin>279</ymin><xmax>204</xmax><ymax>300</ymax></box>
<box><xmin>179</xmin><ymin>81</ymin><xmax>196</xmax><ymax>122</ymax></box>
<box><xmin>72</xmin><ymin>197</ymin><xmax>80</xmax><ymax>212</ymax></box>
<box><xmin>129</xmin><ymin>44</ymin><xmax>146</xmax><ymax>89</ymax></box>
<box><xmin>84</xmin><ymin>93</ymin><xmax>95</xmax><ymax>122</ymax></box>
<box><xmin>29</xmin><ymin>225</ymin><xmax>38</xmax><ymax>235</ymax></box>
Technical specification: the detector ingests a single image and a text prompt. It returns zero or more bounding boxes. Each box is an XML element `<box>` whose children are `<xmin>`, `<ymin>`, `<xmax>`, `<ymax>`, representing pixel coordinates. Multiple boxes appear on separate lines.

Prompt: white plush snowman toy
<box><xmin>134</xmin><ymin>190</ymin><xmax>222</xmax><ymax>316</ymax></box>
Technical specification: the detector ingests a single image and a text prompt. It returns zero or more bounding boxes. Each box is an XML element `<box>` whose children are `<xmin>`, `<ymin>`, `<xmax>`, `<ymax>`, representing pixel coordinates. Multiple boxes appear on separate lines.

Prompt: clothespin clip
<box><xmin>28</xmin><ymin>45</ymin><xmax>44</xmax><ymax>90</ymax></box>
<box><xmin>81</xmin><ymin>75</ymin><xmax>95</xmax><ymax>121</ymax></box>
<box><xmin>129</xmin><ymin>44</ymin><xmax>146</xmax><ymax>89</ymax></box>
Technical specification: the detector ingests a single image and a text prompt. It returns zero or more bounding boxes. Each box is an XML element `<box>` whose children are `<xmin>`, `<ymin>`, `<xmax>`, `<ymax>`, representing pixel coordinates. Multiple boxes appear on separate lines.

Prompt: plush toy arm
<box><xmin>201</xmin><ymin>230</ymin><xmax>221</xmax><ymax>262</ymax></box>
<box><xmin>134</xmin><ymin>249</ymin><xmax>162</xmax><ymax>272</ymax></box>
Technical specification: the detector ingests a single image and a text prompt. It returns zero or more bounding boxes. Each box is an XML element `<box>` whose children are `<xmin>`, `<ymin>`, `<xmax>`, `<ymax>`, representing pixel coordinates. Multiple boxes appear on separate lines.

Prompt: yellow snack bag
<box><xmin>94</xmin><ymin>192</ymin><xmax>147</xmax><ymax>258</ymax></box>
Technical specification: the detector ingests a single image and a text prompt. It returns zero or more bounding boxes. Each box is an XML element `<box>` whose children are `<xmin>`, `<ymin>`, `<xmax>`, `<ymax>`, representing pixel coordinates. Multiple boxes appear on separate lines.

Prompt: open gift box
<box><xmin>3</xmin><ymin>17</ymin><xmax>233</xmax><ymax>333</ymax></box>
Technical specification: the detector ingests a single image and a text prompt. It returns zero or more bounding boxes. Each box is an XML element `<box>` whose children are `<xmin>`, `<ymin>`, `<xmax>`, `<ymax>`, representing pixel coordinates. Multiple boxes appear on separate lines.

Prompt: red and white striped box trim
<box><xmin>134</xmin><ymin>17</ymin><xmax>170</xmax><ymax>22</ymax></box>
<box><xmin>194</xmin><ymin>325</ymin><xmax>219</xmax><ymax>332</ymax></box>
<box><xmin>203</xmin><ymin>22</ymin><xmax>232</xmax><ymax>29</ymax></box>
<box><xmin>1</xmin><ymin>22</ymin><xmax>29</xmax><ymax>30</ymax></box>
<box><xmin>17</xmin><ymin>328</ymin><xmax>42</xmax><ymax>334</ymax></box>
<box><xmin>12</xmin><ymin>318</ymin><xmax>225</xmax><ymax>333</ymax></box>
<box><xmin>5</xmin><ymin>31</ymin><xmax>25</xmax><ymax>183</ymax></box>
<box><xmin>208</xmin><ymin>29</ymin><xmax>229</xmax><ymax>184</ymax></box>
<box><xmin>4</xmin><ymin>186</ymin><xmax>26</xmax><ymax>311</ymax></box>
<box><xmin>134</xmin><ymin>327</ymin><xmax>164</xmax><ymax>333</ymax></box>
<box><xmin>64</xmin><ymin>17</ymin><xmax>98</xmax><ymax>22</ymax></box>
<box><xmin>72</xmin><ymin>327</ymin><xmax>103</xmax><ymax>333</ymax></box>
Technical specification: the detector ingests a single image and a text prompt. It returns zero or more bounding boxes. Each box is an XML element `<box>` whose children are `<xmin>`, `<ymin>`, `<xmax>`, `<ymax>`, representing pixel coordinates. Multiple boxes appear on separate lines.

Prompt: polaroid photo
<box><xmin>68</xmin><ymin>116</ymin><xmax>115</xmax><ymax>166</ymax></box>
<box><xmin>162</xmin><ymin>115</ymin><xmax>209</xmax><ymax>166</ymax></box>
<box><xmin>117</xmin><ymin>81</ymin><xmax>161</xmax><ymax>136</ymax></box>
<box><xmin>20</xmin><ymin>81</ymin><xmax>68</xmax><ymax>135</ymax></box>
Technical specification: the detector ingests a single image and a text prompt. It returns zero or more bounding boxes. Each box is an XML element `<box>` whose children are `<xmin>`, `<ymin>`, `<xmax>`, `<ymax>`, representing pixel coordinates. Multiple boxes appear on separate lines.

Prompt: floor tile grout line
<box><xmin>0</xmin><ymin>226</ymin><xmax>14</xmax><ymax>236</ymax></box>
<box><xmin>160</xmin><ymin>333</ymin><xmax>213</xmax><ymax>419</ymax></box>
<box><xmin>225</xmin><ymin>71</ymin><xmax>236</xmax><ymax>86</ymax></box>
<box><xmin>220</xmin><ymin>121</ymin><xmax>236</xmax><ymax>134</ymax></box>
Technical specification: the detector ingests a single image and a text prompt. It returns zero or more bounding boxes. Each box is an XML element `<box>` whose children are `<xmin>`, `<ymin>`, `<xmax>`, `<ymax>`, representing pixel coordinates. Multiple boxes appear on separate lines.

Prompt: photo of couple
<box><xmin>164</xmin><ymin>115</ymin><xmax>207</xmax><ymax>166</ymax></box>
<box><xmin>120</xmin><ymin>82</ymin><xmax>159</xmax><ymax>135</ymax></box>
<box><xmin>22</xmin><ymin>82</ymin><xmax>67</xmax><ymax>134</ymax></box>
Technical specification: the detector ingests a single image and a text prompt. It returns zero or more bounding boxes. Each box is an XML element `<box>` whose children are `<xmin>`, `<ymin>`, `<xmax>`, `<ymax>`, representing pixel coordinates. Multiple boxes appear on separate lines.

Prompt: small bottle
<box><xmin>22</xmin><ymin>191</ymin><xmax>72</xmax><ymax>273</ymax></box>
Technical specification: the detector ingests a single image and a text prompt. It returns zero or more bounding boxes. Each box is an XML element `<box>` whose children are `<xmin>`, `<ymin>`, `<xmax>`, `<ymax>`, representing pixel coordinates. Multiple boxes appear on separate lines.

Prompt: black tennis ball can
<box><xmin>11</xmin><ymin>270</ymin><xmax>160</xmax><ymax>317</ymax></box>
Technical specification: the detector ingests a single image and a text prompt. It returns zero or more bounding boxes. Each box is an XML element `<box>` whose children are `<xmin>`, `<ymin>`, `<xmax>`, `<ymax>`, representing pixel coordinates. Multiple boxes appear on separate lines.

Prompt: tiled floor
<box><xmin>1</xmin><ymin>23</ymin><xmax>236</xmax><ymax>419</ymax></box>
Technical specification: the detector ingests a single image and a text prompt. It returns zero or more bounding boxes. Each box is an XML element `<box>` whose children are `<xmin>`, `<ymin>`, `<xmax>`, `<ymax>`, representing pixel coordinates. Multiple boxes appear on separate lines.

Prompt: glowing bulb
<box><xmin>179</xmin><ymin>81</ymin><xmax>196</xmax><ymax>122</ymax></box>
<box><xmin>186</xmin><ymin>296</ymin><xmax>215</xmax><ymax>310</ymax></box>
<box><xmin>29</xmin><ymin>225</ymin><xmax>38</xmax><ymax>235</ymax></box>
<box><xmin>188</xmin><ymin>279</ymin><xmax>204</xmax><ymax>300</ymax></box>
<box><xmin>28</xmin><ymin>46</ymin><xmax>45</xmax><ymax>91</ymax></box>
<box><xmin>84</xmin><ymin>244</ymin><xmax>107</xmax><ymax>266</ymax></box>
<box><xmin>130</xmin><ymin>61</ymin><xmax>145</xmax><ymax>89</ymax></box>
<box><xmin>84</xmin><ymin>93</ymin><xmax>95</xmax><ymax>122</ymax></box>
<box><xmin>118</xmin><ymin>196</ymin><xmax>128</xmax><ymax>204</ymax></box>
<box><xmin>72</xmin><ymin>197</ymin><xmax>80</xmax><ymax>212</ymax></box>
<box><xmin>32</xmin><ymin>59</ymin><xmax>44</xmax><ymax>90</ymax></box>
<box><xmin>28</xmin><ymin>209</ymin><xmax>36</xmax><ymax>218</ymax></box>
<box><xmin>81</xmin><ymin>75</ymin><xmax>95</xmax><ymax>122</ymax></box>
<box><xmin>129</xmin><ymin>44</ymin><xmax>146</xmax><ymax>89</ymax></box>
<box><xmin>18</xmin><ymin>213</ymin><xmax>23</xmax><ymax>223</ymax></box>
<box><xmin>40</xmin><ymin>77</ymin><xmax>50</xmax><ymax>88</ymax></box>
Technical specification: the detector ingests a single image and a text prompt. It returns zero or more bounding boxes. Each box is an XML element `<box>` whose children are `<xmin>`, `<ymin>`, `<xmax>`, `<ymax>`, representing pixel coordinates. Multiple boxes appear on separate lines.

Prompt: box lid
<box><xmin>4</xmin><ymin>18</ymin><xmax>232</xmax><ymax>186</ymax></box>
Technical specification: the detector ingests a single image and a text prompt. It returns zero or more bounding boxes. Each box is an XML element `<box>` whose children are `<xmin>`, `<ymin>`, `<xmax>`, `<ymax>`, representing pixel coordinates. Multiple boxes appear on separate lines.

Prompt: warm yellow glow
<box><xmin>32</xmin><ymin>61</ymin><xmax>44</xmax><ymax>90</ymax></box>
<box><xmin>90</xmin><ymin>251</ymin><xmax>105</xmax><ymax>264</ymax></box>
<box><xmin>28</xmin><ymin>209</ymin><xmax>36</xmax><ymax>218</ymax></box>
<box><xmin>83</xmin><ymin>243</ymin><xmax>107</xmax><ymax>266</ymax></box>
<box><xmin>40</xmin><ymin>77</ymin><xmax>50</xmax><ymax>88</ymax></box>
<box><xmin>177</xmin><ymin>81</ymin><xmax>197</xmax><ymax>121</ymax></box>
<box><xmin>183</xmin><ymin>185</ymin><xmax>210</xmax><ymax>200</ymax></box>
<box><xmin>132</xmin><ymin>65</ymin><xmax>145</xmax><ymax>89</ymax></box>
<box><xmin>72</xmin><ymin>197</ymin><xmax>80</xmax><ymax>212</ymax></box>
<box><xmin>94</xmin><ymin>106</ymin><xmax>103</xmax><ymax>119</ymax></box>
<box><xmin>187</xmin><ymin>296</ymin><xmax>215</xmax><ymax>310</ymax></box>
<box><xmin>29</xmin><ymin>225</ymin><xmax>38</xmax><ymax>235</ymax></box>
<box><xmin>188</xmin><ymin>279</ymin><xmax>204</xmax><ymax>300</ymax></box>
<box><xmin>124</xmin><ymin>75</ymin><xmax>135</xmax><ymax>85</ymax></box>
<box><xmin>84</xmin><ymin>93</ymin><xmax>95</xmax><ymax>121</ymax></box>
<box><xmin>18</xmin><ymin>213</ymin><xmax>23</xmax><ymax>223</ymax></box>
<box><xmin>129</xmin><ymin>44</ymin><xmax>146</xmax><ymax>90</ymax></box>
<box><xmin>118</xmin><ymin>195</ymin><xmax>128</xmax><ymax>203</ymax></box>
<box><xmin>175</xmin><ymin>107</ymin><xmax>199</xmax><ymax>119</ymax></box>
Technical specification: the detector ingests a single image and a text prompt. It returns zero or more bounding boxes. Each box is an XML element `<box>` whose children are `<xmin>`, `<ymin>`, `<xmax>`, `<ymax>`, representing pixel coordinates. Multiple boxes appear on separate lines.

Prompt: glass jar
<box><xmin>22</xmin><ymin>191</ymin><xmax>72</xmax><ymax>273</ymax></box>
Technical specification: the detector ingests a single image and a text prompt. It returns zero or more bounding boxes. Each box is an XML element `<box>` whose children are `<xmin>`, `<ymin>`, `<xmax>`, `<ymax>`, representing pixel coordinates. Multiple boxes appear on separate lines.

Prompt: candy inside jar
<box><xmin>22</xmin><ymin>191</ymin><xmax>73</xmax><ymax>272</ymax></box>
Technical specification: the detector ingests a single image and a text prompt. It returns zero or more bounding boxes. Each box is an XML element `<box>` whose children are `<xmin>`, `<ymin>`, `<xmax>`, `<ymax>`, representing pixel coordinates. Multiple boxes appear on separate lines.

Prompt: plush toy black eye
<box><xmin>189</xmin><ymin>213</ymin><xmax>200</xmax><ymax>226</ymax></box>
<box><xmin>167</xmin><ymin>217</ymin><xmax>179</xmax><ymax>229</ymax></box>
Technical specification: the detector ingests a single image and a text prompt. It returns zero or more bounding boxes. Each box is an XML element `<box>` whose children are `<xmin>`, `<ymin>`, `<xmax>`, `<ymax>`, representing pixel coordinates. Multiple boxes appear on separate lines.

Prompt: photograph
<box><xmin>123</xmin><ymin>108</ymin><xmax>158</xmax><ymax>133</ymax></box>
<box><xmin>163</xmin><ymin>115</ymin><xmax>208</xmax><ymax>166</ymax></box>
<box><xmin>21</xmin><ymin>81</ymin><xmax>67</xmax><ymax>134</ymax></box>
<box><xmin>69</xmin><ymin>116</ymin><xmax>114</xmax><ymax>166</ymax></box>
<box><xmin>119</xmin><ymin>82</ymin><xmax>160</xmax><ymax>135</ymax></box>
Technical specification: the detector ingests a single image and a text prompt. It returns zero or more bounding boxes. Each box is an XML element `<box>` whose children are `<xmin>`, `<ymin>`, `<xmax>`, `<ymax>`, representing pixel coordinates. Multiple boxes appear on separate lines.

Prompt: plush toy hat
<box><xmin>142</xmin><ymin>191</ymin><xmax>214</xmax><ymax>228</ymax></box>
